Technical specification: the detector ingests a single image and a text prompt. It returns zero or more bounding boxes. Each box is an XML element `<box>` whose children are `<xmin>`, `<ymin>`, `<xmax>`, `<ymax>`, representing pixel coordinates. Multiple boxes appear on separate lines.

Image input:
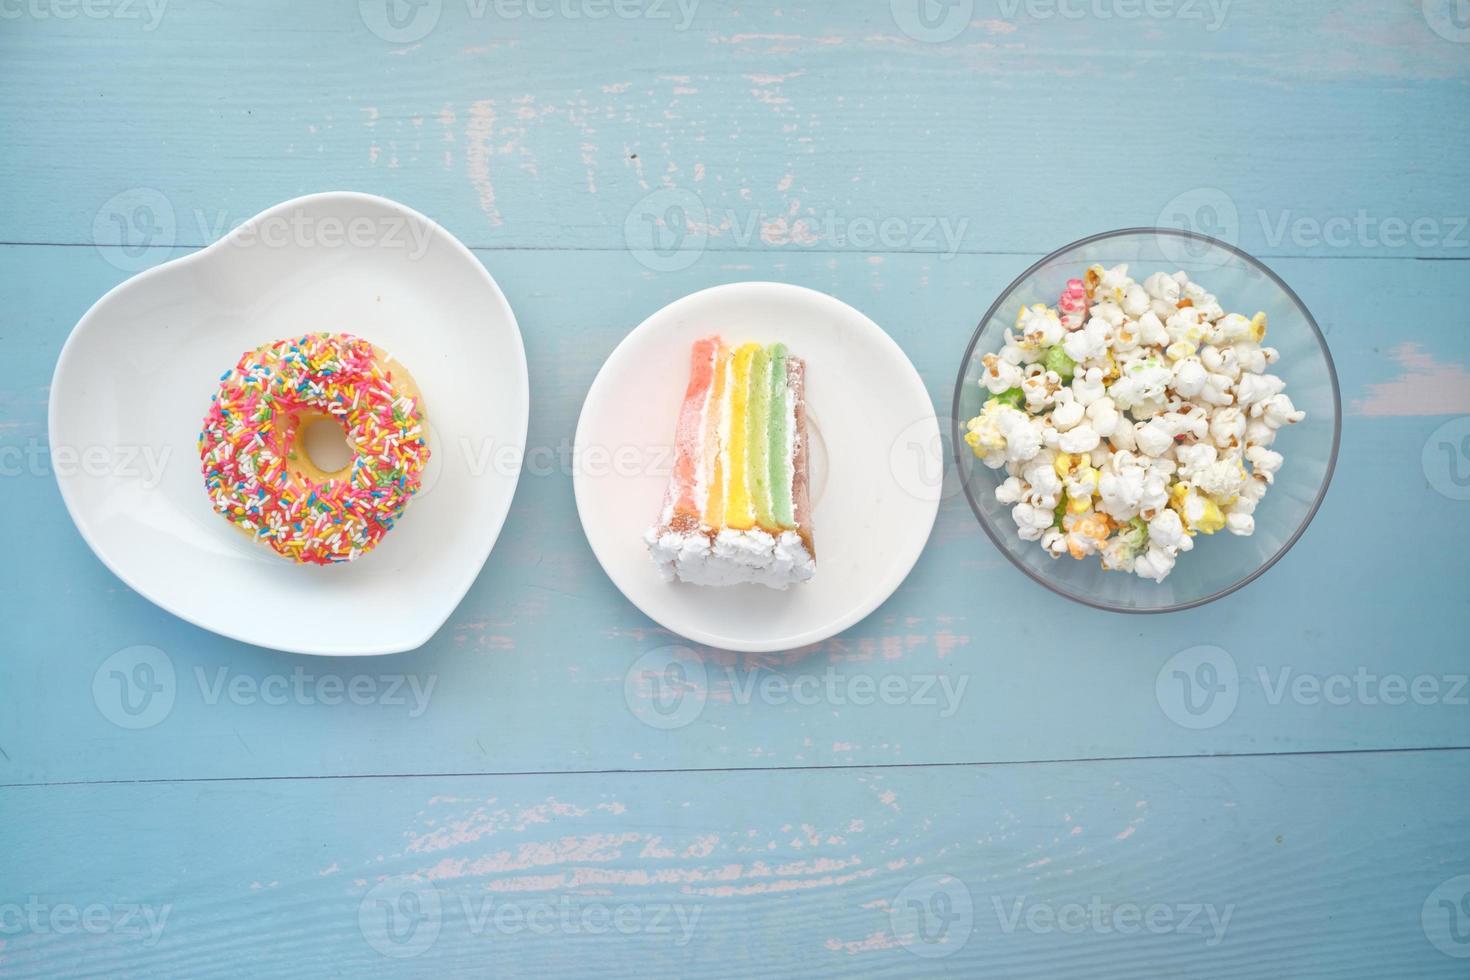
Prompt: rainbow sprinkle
<box><xmin>198</xmin><ymin>332</ymin><xmax>430</xmax><ymax>565</ymax></box>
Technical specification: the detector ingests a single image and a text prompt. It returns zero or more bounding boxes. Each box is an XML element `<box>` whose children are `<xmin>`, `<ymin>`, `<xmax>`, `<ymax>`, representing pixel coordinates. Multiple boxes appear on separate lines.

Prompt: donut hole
<box><xmin>300</xmin><ymin>415</ymin><xmax>354</xmax><ymax>475</ymax></box>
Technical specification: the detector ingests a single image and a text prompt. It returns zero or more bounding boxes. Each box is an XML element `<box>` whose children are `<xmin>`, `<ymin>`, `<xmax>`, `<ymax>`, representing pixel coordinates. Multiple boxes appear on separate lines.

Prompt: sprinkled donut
<box><xmin>198</xmin><ymin>332</ymin><xmax>430</xmax><ymax>565</ymax></box>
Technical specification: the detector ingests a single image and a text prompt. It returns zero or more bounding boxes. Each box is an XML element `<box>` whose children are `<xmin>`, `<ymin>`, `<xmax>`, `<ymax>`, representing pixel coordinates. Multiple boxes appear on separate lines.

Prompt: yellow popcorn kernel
<box><xmin>1067</xmin><ymin>493</ymin><xmax>1092</xmax><ymax>515</ymax></box>
<box><xmin>1054</xmin><ymin>453</ymin><xmax>1076</xmax><ymax>478</ymax></box>
<box><xmin>1191</xmin><ymin>497</ymin><xmax>1226</xmax><ymax>535</ymax></box>
<box><xmin>1250</xmin><ymin>312</ymin><xmax>1268</xmax><ymax>342</ymax></box>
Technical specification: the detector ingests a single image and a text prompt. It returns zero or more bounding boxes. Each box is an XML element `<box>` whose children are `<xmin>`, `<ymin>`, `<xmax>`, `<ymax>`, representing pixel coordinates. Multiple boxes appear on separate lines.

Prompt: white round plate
<box><xmin>574</xmin><ymin>282</ymin><xmax>941</xmax><ymax>652</ymax></box>
<box><xmin>50</xmin><ymin>192</ymin><xmax>529</xmax><ymax>655</ymax></box>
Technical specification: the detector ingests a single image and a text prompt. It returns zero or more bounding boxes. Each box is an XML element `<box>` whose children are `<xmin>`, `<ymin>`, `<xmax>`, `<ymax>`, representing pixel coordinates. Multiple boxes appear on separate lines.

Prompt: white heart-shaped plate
<box><xmin>50</xmin><ymin>192</ymin><xmax>529</xmax><ymax>655</ymax></box>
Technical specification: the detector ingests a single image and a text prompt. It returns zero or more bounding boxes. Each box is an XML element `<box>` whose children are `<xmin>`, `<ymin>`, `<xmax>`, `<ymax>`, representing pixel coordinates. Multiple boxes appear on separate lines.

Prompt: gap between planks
<box><xmin>3</xmin><ymin>744</ymin><xmax>1468</xmax><ymax>791</ymax></box>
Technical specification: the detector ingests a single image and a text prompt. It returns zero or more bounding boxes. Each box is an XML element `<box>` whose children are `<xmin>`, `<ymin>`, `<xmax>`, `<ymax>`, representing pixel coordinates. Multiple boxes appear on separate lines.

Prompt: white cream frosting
<box><xmin>645</xmin><ymin>527</ymin><xmax>815</xmax><ymax>590</ymax></box>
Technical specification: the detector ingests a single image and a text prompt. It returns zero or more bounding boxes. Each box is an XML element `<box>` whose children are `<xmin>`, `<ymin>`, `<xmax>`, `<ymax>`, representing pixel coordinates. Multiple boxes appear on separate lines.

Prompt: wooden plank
<box><xmin>2</xmin><ymin>242</ymin><xmax>1467</xmax><ymax>784</ymax></box>
<box><xmin>0</xmin><ymin>2</ymin><xmax>1467</xmax><ymax>257</ymax></box>
<box><xmin>1</xmin><ymin>750</ymin><xmax>1467</xmax><ymax>977</ymax></box>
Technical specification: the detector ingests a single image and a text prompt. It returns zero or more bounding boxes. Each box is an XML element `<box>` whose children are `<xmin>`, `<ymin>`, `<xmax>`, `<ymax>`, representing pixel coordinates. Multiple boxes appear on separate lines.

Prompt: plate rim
<box><xmin>48</xmin><ymin>190</ymin><xmax>530</xmax><ymax>656</ymax></box>
<box><xmin>573</xmin><ymin>280</ymin><xmax>941</xmax><ymax>653</ymax></box>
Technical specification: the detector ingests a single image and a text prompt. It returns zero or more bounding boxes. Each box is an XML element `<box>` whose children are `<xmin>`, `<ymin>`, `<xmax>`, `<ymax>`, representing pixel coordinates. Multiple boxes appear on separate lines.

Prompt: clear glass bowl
<box><xmin>952</xmin><ymin>229</ymin><xmax>1341</xmax><ymax>613</ymax></box>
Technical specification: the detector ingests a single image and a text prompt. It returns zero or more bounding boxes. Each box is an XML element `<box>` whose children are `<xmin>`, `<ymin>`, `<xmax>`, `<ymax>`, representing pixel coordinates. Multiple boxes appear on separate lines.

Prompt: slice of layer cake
<box><xmin>645</xmin><ymin>336</ymin><xmax>815</xmax><ymax>589</ymax></box>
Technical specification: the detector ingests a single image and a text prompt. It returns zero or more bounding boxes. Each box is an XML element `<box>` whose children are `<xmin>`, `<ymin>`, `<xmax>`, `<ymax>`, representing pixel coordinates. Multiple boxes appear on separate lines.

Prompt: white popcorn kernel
<box><xmin>1244</xmin><ymin>418</ymin><xmax>1277</xmax><ymax>449</ymax></box>
<box><xmin>1072</xmin><ymin>367</ymin><xmax>1107</xmax><ymax>407</ymax></box>
<box><xmin>1211</xmin><ymin>313</ymin><xmax>1254</xmax><ymax>345</ymax></box>
<box><xmin>1022</xmin><ymin>458</ymin><xmax>1062</xmax><ymax>504</ymax></box>
<box><xmin>1245</xmin><ymin>445</ymin><xmax>1284</xmax><ymax>483</ymax></box>
<box><xmin>1172</xmin><ymin>357</ymin><xmax>1207</xmax><ymax>397</ymax></box>
<box><xmin>1086</xmin><ymin>396</ymin><xmax>1121</xmax><ymax>437</ymax></box>
<box><xmin>1109</xmin><ymin>420</ymin><xmax>1137</xmax><ymax>452</ymax></box>
<box><xmin>1135</xmin><ymin>418</ymin><xmax>1177</xmax><ymax>458</ymax></box>
<box><xmin>1022</xmin><ymin>371</ymin><xmax>1062</xmax><ymax>412</ymax></box>
<box><xmin>1051</xmin><ymin>389</ymin><xmax>1085</xmax><ymax>431</ymax></box>
<box><xmin>1091</xmin><ymin>302</ymin><xmax>1127</xmax><ymax>328</ymax></box>
<box><xmin>1194</xmin><ymin>458</ymin><xmax>1247</xmax><ymax>501</ymax></box>
<box><xmin>1198</xmin><ymin>372</ymin><xmax>1235</xmax><ymax>407</ymax></box>
<box><xmin>1041</xmin><ymin>527</ymin><xmax>1068</xmax><ymax>557</ymax></box>
<box><xmin>1017</xmin><ymin>304</ymin><xmax>1063</xmax><ymax>349</ymax></box>
<box><xmin>1209</xmin><ymin>406</ymin><xmax>1247</xmax><ymax>448</ymax></box>
<box><xmin>1144</xmin><ymin>271</ymin><xmax>1182</xmax><ymax>304</ymax></box>
<box><xmin>1166</xmin><ymin>306</ymin><xmax>1204</xmax><ymax>342</ymax></box>
<box><xmin>1057</xmin><ymin>423</ymin><xmax>1101</xmax><ymax>454</ymax></box>
<box><xmin>1122</xmin><ymin>284</ymin><xmax>1151</xmax><ymax>319</ymax></box>
<box><xmin>1147</xmin><ymin>508</ymin><xmax>1188</xmax><ymax>551</ymax></box>
<box><xmin>1012</xmin><ymin>502</ymin><xmax>1054</xmax><ymax>538</ymax></box>
<box><xmin>1133</xmin><ymin>544</ymin><xmax>1177</xmax><ymax>583</ymax></box>
<box><xmin>1063</xmin><ymin>318</ymin><xmax>1111</xmax><ymax>364</ymax></box>
<box><xmin>1226</xmin><ymin>512</ymin><xmax>1255</xmax><ymax>536</ymax></box>
<box><xmin>1236</xmin><ymin>345</ymin><xmax>1267</xmax><ymax>375</ymax></box>
<box><xmin>981</xmin><ymin>352</ymin><xmax>1025</xmax><ymax>394</ymax></box>
<box><xmin>1236</xmin><ymin>372</ymin><xmax>1286</xmax><ymax>407</ymax></box>
<box><xmin>1136</xmin><ymin>311</ymin><xmax>1169</xmax><ymax>347</ymax></box>
<box><xmin>996</xmin><ymin>476</ymin><xmax>1027</xmax><ymax>505</ymax></box>
<box><xmin>1174</xmin><ymin>442</ymin><xmax>1218</xmax><ymax>479</ymax></box>
<box><xmin>1257</xmin><ymin>393</ymin><xmax>1306</xmax><ymax>428</ymax></box>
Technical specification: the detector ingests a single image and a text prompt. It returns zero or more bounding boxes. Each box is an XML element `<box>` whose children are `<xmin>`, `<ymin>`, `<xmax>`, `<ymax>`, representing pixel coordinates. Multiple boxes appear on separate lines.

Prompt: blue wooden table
<box><xmin>3</xmin><ymin>2</ymin><xmax>1469</xmax><ymax>976</ymax></box>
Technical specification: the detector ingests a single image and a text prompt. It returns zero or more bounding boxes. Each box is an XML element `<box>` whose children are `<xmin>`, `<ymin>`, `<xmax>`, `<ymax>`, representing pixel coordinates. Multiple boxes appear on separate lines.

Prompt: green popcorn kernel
<box><xmin>1044</xmin><ymin>345</ymin><xmax>1076</xmax><ymax>381</ymax></box>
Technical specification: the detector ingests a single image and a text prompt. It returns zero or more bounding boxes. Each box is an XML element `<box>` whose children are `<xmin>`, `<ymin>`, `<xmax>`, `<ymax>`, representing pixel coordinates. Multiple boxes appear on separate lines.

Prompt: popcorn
<box><xmin>966</xmin><ymin>264</ymin><xmax>1306</xmax><ymax>582</ymax></box>
<box><xmin>981</xmin><ymin>352</ymin><xmax>1026</xmax><ymax>394</ymax></box>
<box><xmin>1016</xmin><ymin>304</ymin><xmax>1063</xmax><ymax>350</ymax></box>
<box><xmin>1058</xmin><ymin>278</ymin><xmax>1089</xmax><ymax>331</ymax></box>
